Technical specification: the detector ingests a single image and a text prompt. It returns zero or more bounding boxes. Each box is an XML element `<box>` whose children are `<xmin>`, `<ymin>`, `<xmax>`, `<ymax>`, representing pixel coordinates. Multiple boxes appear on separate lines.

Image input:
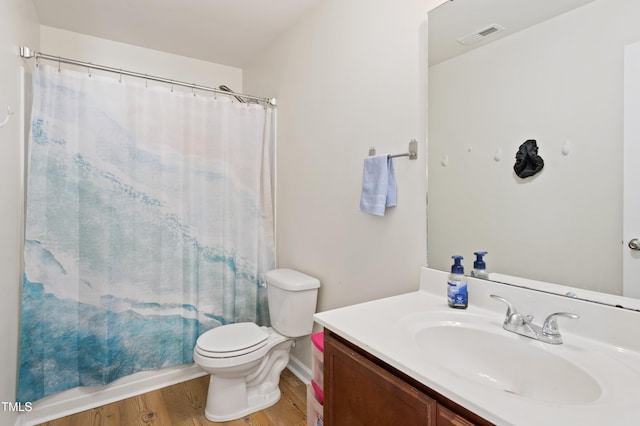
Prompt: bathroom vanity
<box><xmin>324</xmin><ymin>329</ymin><xmax>489</xmax><ymax>425</ymax></box>
<box><xmin>314</xmin><ymin>268</ymin><xmax>640</xmax><ymax>426</ymax></box>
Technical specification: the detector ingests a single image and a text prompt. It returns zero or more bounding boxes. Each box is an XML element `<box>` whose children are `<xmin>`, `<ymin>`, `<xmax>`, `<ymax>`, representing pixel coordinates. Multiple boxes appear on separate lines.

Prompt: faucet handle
<box><xmin>490</xmin><ymin>294</ymin><xmax>525</xmax><ymax>326</ymax></box>
<box><xmin>541</xmin><ymin>312</ymin><xmax>580</xmax><ymax>339</ymax></box>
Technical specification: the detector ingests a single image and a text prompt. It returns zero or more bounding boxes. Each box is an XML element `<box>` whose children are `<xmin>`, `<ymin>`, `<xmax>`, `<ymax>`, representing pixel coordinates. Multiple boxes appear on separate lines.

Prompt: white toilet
<box><xmin>193</xmin><ymin>268</ymin><xmax>320</xmax><ymax>422</ymax></box>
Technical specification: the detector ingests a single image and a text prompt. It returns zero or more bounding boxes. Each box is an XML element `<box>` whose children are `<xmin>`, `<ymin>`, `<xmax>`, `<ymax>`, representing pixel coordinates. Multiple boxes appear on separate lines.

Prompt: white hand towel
<box><xmin>359</xmin><ymin>154</ymin><xmax>397</xmax><ymax>216</ymax></box>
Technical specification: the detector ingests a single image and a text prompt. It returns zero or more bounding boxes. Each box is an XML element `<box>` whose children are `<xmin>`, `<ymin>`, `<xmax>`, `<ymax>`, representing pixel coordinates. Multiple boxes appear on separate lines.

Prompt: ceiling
<box><xmin>428</xmin><ymin>0</ymin><xmax>596</xmax><ymax>65</ymax></box>
<box><xmin>33</xmin><ymin>0</ymin><xmax>598</xmax><ymax>69</ymax></box>
<box><xmin>32</xmin><ymin>0</ymin><xmax>323</xmax><ymax>68</ymax></box>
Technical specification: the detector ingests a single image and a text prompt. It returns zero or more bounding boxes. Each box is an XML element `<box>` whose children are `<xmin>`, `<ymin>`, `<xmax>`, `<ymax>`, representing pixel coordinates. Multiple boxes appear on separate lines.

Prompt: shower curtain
<box><xmin>18</xmin><ymin>64</ymin><xmax>275</xmax><ymax>402</ymax></box>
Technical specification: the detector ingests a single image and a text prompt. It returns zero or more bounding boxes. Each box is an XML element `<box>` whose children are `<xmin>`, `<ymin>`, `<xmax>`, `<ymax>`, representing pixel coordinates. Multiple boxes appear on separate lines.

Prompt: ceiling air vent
<box><xmin>457</xmin><ymin>24</ymin><xmax>505</xmax><ymax>46</ymax></box>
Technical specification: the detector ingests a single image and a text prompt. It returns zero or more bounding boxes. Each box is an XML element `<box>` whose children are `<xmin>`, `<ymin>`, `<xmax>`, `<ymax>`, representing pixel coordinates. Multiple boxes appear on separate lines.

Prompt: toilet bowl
<box><xmin>194</xmin><ymin>323</ymin><xmax>293</xmax><ymax>421</ymax></box>
<box><xmin>193</xmin><ymin>269</ymin><xmax>320</xmax><ymax>422</ymax></box>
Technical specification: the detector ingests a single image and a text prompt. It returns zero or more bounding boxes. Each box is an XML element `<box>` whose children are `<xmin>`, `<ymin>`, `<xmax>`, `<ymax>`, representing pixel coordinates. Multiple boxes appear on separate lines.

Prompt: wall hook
<box><xmin>0</xmin><ymin>106</ymin><xmax>14</xmax><ymax>128</ymax></box>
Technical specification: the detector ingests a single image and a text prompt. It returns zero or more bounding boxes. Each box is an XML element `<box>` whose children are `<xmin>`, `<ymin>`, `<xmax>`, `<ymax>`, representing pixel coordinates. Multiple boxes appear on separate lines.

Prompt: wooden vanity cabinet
<box><xmin>324</xmin><ymin>330</ymin><xmax>493</xmax><ymax>426</ymax></box>
<box><xmin>437</xmin><ymin>405</ymin><xmax>477</xmax><ymax>426</ymax></box>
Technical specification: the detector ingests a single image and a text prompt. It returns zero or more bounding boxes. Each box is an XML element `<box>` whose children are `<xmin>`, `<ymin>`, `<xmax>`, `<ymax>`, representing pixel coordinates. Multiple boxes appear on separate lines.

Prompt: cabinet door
<box><xmin>437</xmin><ymin>405</ymin><xmax>477</xmax><ymax>426</ymax></box>
<box><xmin>325</xmin><ymin>334</ymin><xmax>435</xmax><ymax>425</ymax></box>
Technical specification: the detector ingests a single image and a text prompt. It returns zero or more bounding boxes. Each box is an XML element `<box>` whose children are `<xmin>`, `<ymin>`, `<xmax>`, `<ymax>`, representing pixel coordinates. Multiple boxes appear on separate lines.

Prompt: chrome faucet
<box><xmin>490</xmin><ymin>294</ymin><xmax>579</xmax><ymax>344</ymax></box>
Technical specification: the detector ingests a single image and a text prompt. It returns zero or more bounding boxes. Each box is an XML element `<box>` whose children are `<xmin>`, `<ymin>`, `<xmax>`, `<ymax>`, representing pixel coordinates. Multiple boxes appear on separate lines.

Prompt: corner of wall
<box><xmin>0</xmin><ymin>2</ymin><xmax>39</xmax><ymax>424</ymax></box>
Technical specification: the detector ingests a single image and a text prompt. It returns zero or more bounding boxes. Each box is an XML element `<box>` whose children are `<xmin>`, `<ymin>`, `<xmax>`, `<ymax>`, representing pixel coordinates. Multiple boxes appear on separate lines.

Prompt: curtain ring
<box><xmin>87</xmin><ymin>64</ymin><xmax>92</xmax><ymax>78</ymax></box>
<box><xmin>57</xmin><ymin>56</ymin><xmax>61</xmax><ymax>72</ymax></box>
<box><xmin>144</xmin><ymin>74</ymin><xmax>148</xmax><ymax>88</ymax></box>
<box><xmin>170</xmin><ymin>80</ymin><xmax>174</xmax><ymax>93</ymax></box>
<box><xmin>35</xmin><ymin>56</ymin><xmax>39</xmax><ymax>68</ymax></box>
<box><xmin>119</xmin><ymin>69</ymin><xmax>122</xmax><ymax>83</ymax></box>
<box><xmin>192</xmin><ymin>84</ymin><xmax>196</xmax><ymax>97</ymax></box>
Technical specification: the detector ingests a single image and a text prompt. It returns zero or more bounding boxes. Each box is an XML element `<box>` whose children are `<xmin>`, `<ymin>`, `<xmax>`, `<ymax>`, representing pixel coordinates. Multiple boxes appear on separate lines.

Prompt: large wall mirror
<box><xmin>427</xmin><ymin>0</ymin><xmax>640</xmax><ymax>308</ymax></box>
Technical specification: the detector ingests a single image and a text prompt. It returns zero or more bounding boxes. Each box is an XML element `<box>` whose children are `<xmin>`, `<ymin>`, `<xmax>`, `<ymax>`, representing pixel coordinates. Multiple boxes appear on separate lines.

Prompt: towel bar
<box><xmin>368</xmin><ymin>139</ymin><xmax>417</xmax><ymax>160</ymax></box>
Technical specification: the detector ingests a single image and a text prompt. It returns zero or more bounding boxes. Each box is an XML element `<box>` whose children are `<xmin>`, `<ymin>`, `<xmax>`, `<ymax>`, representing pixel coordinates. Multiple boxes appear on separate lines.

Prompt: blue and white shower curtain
<box><xmin>18</xmin><ymin>65</ymin><xmax>275</xmax><ymax>402</ymax></box>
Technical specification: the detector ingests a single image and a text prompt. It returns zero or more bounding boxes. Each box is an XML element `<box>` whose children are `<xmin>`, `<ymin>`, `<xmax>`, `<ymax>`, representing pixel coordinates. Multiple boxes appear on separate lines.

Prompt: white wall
<box><xmin>244</xmin><ymin>0</ymin><xmax>445</xmax><ymax>366</ymax></box>
<box><xmin>40</xmin><ymin>26</ymin><xmax>243</xmax><ymax>94</ymax></box>
<box><xmin>0</xmin><ymin>1</ymin><xmax>39</xmax><ymax>423</ymax></box>
<box><xmin>428</xmin><ymin>0</ymin><xmax>640</xmax><ymax>295</ymax></box>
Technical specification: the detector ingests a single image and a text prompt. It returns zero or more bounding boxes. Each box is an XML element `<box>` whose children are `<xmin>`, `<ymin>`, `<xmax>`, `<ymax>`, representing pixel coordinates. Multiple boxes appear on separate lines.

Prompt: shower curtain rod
<box><xmin>19</xmin><ymin>46</ymin><xmax>277</xmax><ymax>106</ymax></box>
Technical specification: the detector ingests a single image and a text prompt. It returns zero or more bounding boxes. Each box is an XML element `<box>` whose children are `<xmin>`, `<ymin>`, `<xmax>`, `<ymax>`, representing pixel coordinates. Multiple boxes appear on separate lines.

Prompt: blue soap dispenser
<box><xmin>471</xmin><ymin>251</ymin><xmax>489</xmax><ymax>279</ymax></box>
<box><xmin>447</xmin><ymin>255</ymin><xmax>468</xmax><ymax>309</ymax></box>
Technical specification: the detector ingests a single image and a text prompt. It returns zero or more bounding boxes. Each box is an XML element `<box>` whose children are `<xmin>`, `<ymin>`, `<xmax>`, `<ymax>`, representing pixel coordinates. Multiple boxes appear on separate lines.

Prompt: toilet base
<box><xmin>204</xmin><ymin>381</ymin><xmax>281</xmax><ymax>422</ymax></box>
<box><xmin>201</xmin><ymin>338</ymin><xmax>293</xmax><ymax>422</ymax></box>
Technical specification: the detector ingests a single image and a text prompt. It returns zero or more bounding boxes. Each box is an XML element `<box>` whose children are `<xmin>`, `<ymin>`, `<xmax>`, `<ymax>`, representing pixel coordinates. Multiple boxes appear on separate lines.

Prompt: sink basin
<box><xmin>398</xmin><ymin>312</ymin><xmax>602</xmax><ymax>405</ymax></box>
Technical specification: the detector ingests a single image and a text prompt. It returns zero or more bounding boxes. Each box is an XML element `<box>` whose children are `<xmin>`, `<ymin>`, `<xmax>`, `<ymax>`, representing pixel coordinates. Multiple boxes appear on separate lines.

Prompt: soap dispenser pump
<box><xmin>471</xmin><ymin>251</ymin><xmax>489</xmax><ymax>279</ymax></box>
<box><xmin>447</xmin><ymin>255</ymin><xmax>468</xmax><ymax>309</ymax></box>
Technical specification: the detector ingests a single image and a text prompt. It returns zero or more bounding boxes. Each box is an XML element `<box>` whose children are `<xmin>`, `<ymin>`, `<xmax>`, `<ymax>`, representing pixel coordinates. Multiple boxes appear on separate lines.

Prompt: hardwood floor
<box><xmin>38</xmin><ymin>369</ymin><xmax>308</xmax><ymax>426</ymax></box>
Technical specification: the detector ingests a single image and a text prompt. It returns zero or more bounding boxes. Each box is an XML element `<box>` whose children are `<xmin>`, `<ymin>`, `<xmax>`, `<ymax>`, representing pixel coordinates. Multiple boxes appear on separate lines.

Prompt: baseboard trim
<box><xmin>287</xmin><ymin>354</ymin><xmax>312</xmax><ymax>385</ymax></box>
<box><xmin>16</xmin><ymin>364</ymin><xmax>207</xmax><ymax>426</ymax></box>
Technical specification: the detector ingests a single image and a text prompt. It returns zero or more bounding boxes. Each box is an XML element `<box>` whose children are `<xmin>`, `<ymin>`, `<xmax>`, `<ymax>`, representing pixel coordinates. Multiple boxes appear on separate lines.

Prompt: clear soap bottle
<box><xmin>471</xmin><ymin>251</ymin><xmax>489</xmax><ymax>279</ymax></box>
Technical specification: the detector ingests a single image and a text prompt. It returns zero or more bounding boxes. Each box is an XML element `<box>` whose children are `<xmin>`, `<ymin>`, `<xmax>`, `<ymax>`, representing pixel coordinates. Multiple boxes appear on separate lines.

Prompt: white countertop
<box><xmin>314</xmin><ymin>267</ymin><xmax>640</xmax><ymax>426</ymax></box>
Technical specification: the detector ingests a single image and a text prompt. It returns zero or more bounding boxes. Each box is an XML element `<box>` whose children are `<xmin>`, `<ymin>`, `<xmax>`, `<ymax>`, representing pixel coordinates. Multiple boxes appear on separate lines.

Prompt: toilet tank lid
<box><xmin>265</xmin><ymin>268</ymin><xmax>320</xmax><ymax>291</ymax></box>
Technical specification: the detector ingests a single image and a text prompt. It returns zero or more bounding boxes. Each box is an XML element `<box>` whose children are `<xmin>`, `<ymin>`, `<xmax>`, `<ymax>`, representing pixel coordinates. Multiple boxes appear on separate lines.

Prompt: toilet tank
<box><xmin>265</xmin><ymin>268</ymin><xmax>320</xmax><ymax>337</ymax></box>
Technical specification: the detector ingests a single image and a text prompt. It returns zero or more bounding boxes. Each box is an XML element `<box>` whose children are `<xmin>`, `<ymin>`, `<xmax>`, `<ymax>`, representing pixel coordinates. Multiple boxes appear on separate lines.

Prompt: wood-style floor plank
<box><xmin>159</xmin><ymin>377</ymin><xmax>207</xmax><ymax>425</ymax></box>
<box><xmin>38</xmin><ymin>369</ymin><xmax>308</xmax><ymax>426</ymax></box>
<box><xmin>91</xmin><ymin>401</ymin><xmax>123</xmax><ymax>426</ymax></box>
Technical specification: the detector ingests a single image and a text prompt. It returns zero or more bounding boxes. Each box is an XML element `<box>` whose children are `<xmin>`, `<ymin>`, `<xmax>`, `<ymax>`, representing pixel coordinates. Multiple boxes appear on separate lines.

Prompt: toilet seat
<box><xmin>196</xmin><ymin>322</ymin><xmax>269</xmax><ymax>358</ymax></box>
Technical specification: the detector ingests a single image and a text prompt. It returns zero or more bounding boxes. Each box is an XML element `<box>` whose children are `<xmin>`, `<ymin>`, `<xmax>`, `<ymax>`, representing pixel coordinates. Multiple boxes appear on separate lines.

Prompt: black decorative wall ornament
<box><xmin>514</xmin><ymin>139</ymin><xmax>544</xmax><ymax>178</ymax></box>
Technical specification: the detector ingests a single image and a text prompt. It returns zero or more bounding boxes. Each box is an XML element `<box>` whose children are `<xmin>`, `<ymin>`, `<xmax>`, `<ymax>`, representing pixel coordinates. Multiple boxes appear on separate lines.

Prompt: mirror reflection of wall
<box><xmin>427</xmin><ymin>0</ymin><xmax>640</xmax><ymax>297</ymax></box>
